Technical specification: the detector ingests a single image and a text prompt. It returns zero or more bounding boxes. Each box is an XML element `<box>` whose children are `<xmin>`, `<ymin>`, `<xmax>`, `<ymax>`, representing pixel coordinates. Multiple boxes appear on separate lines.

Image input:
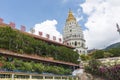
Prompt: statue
<box><xmin>116</xmin><ymin>23</ymin><xmax>120</xmax><ymax>35</ymax></box>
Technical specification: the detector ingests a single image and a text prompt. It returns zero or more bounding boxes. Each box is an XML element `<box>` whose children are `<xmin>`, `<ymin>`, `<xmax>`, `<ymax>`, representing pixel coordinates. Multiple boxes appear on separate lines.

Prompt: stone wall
<box><xmin>77</xmin><ymin>72</ymin><xmax>104</xmax><ymax>80</ymax></box>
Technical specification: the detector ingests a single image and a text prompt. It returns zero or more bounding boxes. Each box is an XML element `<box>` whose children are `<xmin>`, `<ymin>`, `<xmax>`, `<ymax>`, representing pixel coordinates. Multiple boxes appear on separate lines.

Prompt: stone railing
<box><xmin>98</xmin><ymin>57</ymin><xmax>120</xmax><ymax>65</ymax></box>
<box><xmin>0</xmin><ymin>72</ymin><xmax>79</xmax><ymax>80</ymax></box>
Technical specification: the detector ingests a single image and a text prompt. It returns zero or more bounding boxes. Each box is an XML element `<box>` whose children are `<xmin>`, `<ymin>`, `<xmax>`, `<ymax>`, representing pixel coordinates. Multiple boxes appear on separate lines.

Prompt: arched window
<box><xmin>80</xmin><ymin>50</ymin><xmax>81</xmax><ymax>53</ymax></box>
<box><xmin>83</xmin><ymin>51</ymin><xmax>85</xmax><ymax>53</ymax></box>
<box><xmin>78</xmin><ymin>42</ymin><xmax>80</xmax><ymax>45</ymax></box>
<box><xmin>67</xmin><ymin>43</ymin><xmax>69</xmax><ymax>45</ymax></box>
<box><xmin>81</xmin><ymin>43</ymin><xmax>84</xmax><ymax>47</ymax></box>
<box><xmin>72</xmin><ymin>42</ymin><xmax>74</xmax><ymax>45</ymax></box>
<box><xmin>75</xmin><ymin>41</ymin><xmax>77</xmax><ymax>46</ymax></box>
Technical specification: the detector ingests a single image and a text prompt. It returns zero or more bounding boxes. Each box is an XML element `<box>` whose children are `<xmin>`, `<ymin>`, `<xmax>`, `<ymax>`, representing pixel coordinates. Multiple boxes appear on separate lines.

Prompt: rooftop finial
<box><xmin>69</xmin><ymin>8</ymin><xmax>71</xmax><ymax>12</ymax></box>
<box><xmin>66</xmin><ymin>9</ymin><xmax>76</xmax><ymax>22</ymax></box>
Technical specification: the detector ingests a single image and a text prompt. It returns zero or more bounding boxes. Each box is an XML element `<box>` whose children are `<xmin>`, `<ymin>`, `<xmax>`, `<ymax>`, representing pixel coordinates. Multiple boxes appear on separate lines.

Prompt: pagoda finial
<box><xmin>66</xmin><ymin>9</ymin><xmax>76</xmax><ymax>22</ymax></box>
<box><xmin>69</xmin><ymin>8</ymin><xmax>71</xmax><ymax>12</ymax></box>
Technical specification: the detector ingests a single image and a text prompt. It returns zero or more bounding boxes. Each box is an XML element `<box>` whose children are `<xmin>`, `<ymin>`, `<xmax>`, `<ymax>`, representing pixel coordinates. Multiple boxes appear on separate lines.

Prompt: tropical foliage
<box><xmin>0</xmin><ymin>26</ymin><xmax>79</xmax><ymax>64</ymax></box>
<box><xmin>0</xmin><ymin>57</ymin><xmax>71</xmax><ymax>75</ymax></box>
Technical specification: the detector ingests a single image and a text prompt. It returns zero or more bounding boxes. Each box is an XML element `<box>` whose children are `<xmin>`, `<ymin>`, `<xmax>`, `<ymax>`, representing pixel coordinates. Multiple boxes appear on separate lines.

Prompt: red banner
<box><xmin>46</xmin><ymin>34</ymin><xmax>50</xmax><ymax>39</ymax></box>
<box><xmin>0</xmin><ymin>18</ymin><xmax>3</xmax><ymax>24</ymax></box>
<box><xmin>59</xmin><ymin>38</ymin><xmax>62</xmax><ymax>42</ymax></box>
<box><xmin>53</xmin><ymin>36</ymin><xmax>56</xmax><ymax>40</ymax></box>
<box><xmin>39</xmin><ymin>31</ymin><xmax>43</xmax><ymax>36</ymax></box>
<box><xmin>9</xmin><ymin>22</ymin><xmax>15</xmax><ymax>29</ymax></box>
<box><xmin>21</xmin><ymin>25</ymin><xmax>26</xmax><ymax>32</ymax></box>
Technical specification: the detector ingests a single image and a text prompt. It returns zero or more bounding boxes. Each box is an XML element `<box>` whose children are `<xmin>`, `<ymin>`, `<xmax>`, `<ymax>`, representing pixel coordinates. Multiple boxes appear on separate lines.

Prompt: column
<box><xmin>11</xmin><ymin>74</ymin><xmax>14</xmax><ymax>80</ymax></box>
<box><xmin>29</xmin><ymin>75</ymin><xmax>32</xmax><ymax>79</ymax></box>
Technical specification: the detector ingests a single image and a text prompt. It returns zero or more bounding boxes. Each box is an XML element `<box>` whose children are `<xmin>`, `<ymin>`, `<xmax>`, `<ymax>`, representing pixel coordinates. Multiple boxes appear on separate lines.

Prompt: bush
<box><xmin>85</xmin><ymin>59</ymin><xmax>101</xmax><ymax>76</ymax></box>
<box><xmin>85</xmin><ymin>59</ymin><xmax>120</xmax><ymax>80</ymax></box>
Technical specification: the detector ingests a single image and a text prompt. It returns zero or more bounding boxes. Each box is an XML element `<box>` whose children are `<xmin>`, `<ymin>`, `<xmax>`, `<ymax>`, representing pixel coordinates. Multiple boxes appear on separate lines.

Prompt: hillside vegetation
<box><xmin>105</xmin><ymin>42</ymin><xmax>120</xmax><ymax>50</ymax></box>
<box><xmin>0</xmin><ymin>26</ymin><xmax>79</xmax><ymax>64</ymax></box>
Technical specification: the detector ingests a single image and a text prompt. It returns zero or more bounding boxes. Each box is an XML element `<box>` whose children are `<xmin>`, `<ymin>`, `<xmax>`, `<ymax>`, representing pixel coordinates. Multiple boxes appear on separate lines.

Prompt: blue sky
<box><xmin>0</xmin><ymin>0</ymin><xmax>120</xmax><ymax>49</ymax></box>
<box><xmin>0</xmin><ymin>0</ymin><xmax>86</xmax><ymax>32</ymax></box>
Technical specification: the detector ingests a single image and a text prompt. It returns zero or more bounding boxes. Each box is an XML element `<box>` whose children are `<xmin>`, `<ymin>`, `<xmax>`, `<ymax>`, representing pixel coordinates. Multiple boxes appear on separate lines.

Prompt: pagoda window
<box><xmin>81</xmin><ymin>43</ymin><xmax>84</xmax><ymax>47</ymax></box>
<box><xmin>78</xmin><ymin>42</ymin><xmax>80</xmax><ymax>45</ymax></box>
<box><xmin>72</xmin><ymin>42</ymin><xmax>74</xmax><ymax>45</ymax></box>
<box><xmin>75</xmin><ymin>35</ymin><xmax>76</xmax><ymax>37</ymax></box>
<box><xmin>67</xmin><ymin>43</ymin><xmax>69</xmax><ymax>45</ymax></box>
<box><xmin>80</xmin><ymin>50</ymin><xmax>81</xmax><ymax>53</ymax></box>
<box><xmin>75</xmin><ymin>41</ymin><xmax>77</xmax><ymax>46</ymax></box>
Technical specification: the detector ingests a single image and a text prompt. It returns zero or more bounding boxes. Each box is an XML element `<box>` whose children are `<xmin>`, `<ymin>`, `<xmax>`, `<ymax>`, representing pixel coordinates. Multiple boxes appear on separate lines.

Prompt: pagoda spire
<box><xmin>66</xmin><ymin>9</ymin><xmax>76</xmax><ymax>22</ymax></box>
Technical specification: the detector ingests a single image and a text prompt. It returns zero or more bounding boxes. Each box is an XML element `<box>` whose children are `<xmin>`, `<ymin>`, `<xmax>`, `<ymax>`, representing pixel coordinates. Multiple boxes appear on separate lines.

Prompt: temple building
<box><xmin>0</xmin><ymin>14</ymin><xmax>80</xmax><ymax>79</ymax></box>
<box><xmin>63</xmin><ymin>10</ymin><xmax>87</xmax><ymax>54</ymax></box>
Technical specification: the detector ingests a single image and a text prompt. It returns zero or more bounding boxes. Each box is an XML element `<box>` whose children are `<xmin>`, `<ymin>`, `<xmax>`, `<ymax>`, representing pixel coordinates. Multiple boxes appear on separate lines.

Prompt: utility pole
<box><xmin>116</xmin><ymin>23</ymin><xmax>120</xmax><ymax>35</ymax></box>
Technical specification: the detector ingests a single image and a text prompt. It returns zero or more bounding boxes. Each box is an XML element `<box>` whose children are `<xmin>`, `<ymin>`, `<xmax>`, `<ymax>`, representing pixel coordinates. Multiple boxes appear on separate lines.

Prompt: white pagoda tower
<box><xmin>63</xmin><ymin>10</ymin><xmax>87</xmax><ymax>54</ymax></box>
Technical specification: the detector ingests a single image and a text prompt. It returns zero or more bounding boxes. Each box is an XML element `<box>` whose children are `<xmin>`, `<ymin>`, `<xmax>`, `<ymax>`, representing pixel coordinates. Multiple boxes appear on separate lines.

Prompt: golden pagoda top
<box><xmin>66</xmin><ymin>10</ymin><xmax>76</xmax><ymax>22</ymax></box>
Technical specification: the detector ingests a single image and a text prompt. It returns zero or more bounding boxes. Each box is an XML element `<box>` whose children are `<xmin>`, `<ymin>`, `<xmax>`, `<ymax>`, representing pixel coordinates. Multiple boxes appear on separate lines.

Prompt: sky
<box><xmin>0</xmin><ymin>0</ymin><xmax>120</xmax><ymax>49</ymax></box>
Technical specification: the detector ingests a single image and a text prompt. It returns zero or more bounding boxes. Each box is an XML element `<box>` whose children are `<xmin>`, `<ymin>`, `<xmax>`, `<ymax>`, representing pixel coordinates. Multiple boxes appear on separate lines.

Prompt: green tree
<box><xmin>108</xmin><ymin>48</ymin><xmax>120</xmax><ymax>57</ymax></box>
<box><xmin>80</xmin><ymin>54</ymin><xmax>90</xmax><ymax>61</ymax></box>
<box><xmin>91</xmin><ymin>50</ymin><xmax>105</xmax><ymax>59</ymax></box>
<box><xmin>103</xmin><ymin>52</ymin><xmax>113</xmax><ymax>58</ymax></box>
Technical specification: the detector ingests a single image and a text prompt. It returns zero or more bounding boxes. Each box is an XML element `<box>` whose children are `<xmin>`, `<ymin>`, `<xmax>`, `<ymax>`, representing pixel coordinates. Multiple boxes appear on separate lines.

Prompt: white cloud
<box><xmin>31</xmin><ymin>20</ymin><xmax>62</xmax><ymax>42</ymax></box>
<box><xmin>80</xmin><ymin>0</ymin><xmax>120</xmax><ymax>49</ymax></box>
<box><xmin>75</xmin><ymin>9</ymin><xmax>83</xmax><ymax>22</ymax></box>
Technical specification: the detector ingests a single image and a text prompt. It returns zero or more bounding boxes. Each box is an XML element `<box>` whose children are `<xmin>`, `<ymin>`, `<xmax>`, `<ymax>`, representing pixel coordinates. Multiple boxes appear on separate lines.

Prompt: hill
<box><xmin>105</xmin><ymin>42</ymin><xmax>120</xmax><ymax>50</ymax></box>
